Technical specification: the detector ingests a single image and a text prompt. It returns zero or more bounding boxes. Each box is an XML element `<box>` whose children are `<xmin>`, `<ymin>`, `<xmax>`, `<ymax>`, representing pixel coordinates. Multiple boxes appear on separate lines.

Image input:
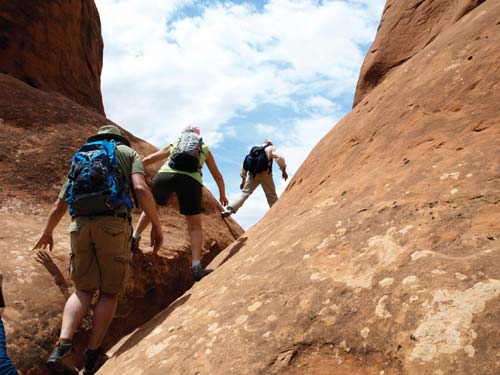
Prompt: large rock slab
<box><xmin>0</xmin><ymin>74</ymin><xmax>243</xmax><ymax>374</ymax></box>
<box><xmin>354</xmin><ymin>0</ymin><xmax>486</xmax><ymax>106</ymax></box>
<box><xmin>0</xmin><ymin>0</ymin><xmax>105</xmax><ymax>114</ymax></box>
<box><xmin>101</xmin><ymin>2</ymin><xmax>499</xmax><ymax>374</ymax></box>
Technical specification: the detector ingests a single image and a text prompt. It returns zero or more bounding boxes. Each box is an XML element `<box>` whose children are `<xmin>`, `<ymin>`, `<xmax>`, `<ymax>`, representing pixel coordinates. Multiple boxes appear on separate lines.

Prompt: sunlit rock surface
<box><xmin>102</xmin><ymin>2</ymin><xmax>499</xmax><ymax>374</ymax></box>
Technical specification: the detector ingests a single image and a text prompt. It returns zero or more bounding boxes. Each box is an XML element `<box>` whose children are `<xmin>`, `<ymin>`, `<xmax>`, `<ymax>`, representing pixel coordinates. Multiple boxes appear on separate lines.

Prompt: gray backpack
<box><xmin>168</xmin><ymin>131</ymin><xmax>203</xmax><ymax>172</ymax></box>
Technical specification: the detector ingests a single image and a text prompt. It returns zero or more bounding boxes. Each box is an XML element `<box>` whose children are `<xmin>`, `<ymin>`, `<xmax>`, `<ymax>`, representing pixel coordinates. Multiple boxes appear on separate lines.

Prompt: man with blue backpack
<box><xmin>222</xmin><ymin>140</ymin><xmax>288</xmax><ymax>218</ymax></box>
<box><xmin>33</xmin><ymin>125</ymin><xmax>163</xmax><ymax>375</ymax></box>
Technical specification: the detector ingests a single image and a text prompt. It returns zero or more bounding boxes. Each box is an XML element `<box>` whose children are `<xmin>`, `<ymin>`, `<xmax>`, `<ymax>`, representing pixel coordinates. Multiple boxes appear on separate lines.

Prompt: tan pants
<box><xmin>69</xmin><ymin>216</ymin><xmax>132</xmax><ymax>294</ymax></box>
<box><xmin>229</xmin><ymin>171</ymin><xmax>278</xmax><ymax>213</ymax></box>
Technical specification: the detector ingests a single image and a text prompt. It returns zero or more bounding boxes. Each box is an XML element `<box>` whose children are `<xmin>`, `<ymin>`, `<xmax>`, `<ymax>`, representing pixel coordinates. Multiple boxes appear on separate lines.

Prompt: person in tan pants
<box><xmin>222</xmin><ymin>140</ymin><xmax>288</xmax><ymax>217</ymax></box>
<box><xmin>33</xmin><ymin>126</ymin><xmax>163</xmax><ymax>375</ymax></box>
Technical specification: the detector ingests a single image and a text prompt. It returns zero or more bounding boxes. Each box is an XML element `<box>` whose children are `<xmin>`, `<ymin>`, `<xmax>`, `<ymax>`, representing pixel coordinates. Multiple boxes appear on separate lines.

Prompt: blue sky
<box><xmin>95</xmin><ymin>0</ymin><xmax>385</xmax><ymax>229</ymax></box>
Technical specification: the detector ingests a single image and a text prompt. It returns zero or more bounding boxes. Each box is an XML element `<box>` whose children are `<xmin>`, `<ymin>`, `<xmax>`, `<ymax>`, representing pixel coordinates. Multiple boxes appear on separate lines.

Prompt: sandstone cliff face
<box><xmin>354</xmin><ymin>0</ymin><xmax>486</xmax><ymax>107</ymax></box>
<box><xmin>0</xmin><ymin>0</ymin><xmax>105</xmax><ymax>114</ymax></box>
<box><xmin>0</xmin><ymin>73</ymin><xmax>243</xmax><ymax>373</ymax></box>
<box><xmin>101</xmin><ymin>1</ymin><xmax>499</xmax><ymax>374</ymax></box>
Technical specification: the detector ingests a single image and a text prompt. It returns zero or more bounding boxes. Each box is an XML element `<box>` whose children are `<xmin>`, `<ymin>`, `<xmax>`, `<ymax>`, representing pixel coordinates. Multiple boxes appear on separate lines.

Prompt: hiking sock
<box><xmin>192</xmin><ymin>260</ymin><xmax>201</xmax><ymax>269</ymax></box>
<box><xmin>59</xmin><ymin>338</ymin><xmax>72</xmax><ymax>346</ymax></box>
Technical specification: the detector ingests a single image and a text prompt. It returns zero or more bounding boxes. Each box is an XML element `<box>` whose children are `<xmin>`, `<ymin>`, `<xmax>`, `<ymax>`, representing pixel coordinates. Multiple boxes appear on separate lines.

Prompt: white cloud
<box><xmin>225</xmin><ymin>125</ymin><xmax>237</xmax><ymax>138</ymax></box>
<box><xmin>94</xmin><ymin>0</ymin><xmax>385</xmax><ymax>229</ymax></box>
<box><xmin>305</xmin><ymin>96</ymin><xmax>339</xmax><ymax>114</ymax></box>
<box><xmin>255</xmin><ymin>124</ymin><xmax>281</xmax><ymax>139</ymax></box>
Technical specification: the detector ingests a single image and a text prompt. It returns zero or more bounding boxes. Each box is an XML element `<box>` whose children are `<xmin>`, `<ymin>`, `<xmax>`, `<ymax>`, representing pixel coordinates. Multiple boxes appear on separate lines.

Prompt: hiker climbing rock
<box><xmin>0</xmin><ymin>274</ymin><xmax>19</xmax><ymax>375</ymax></box>
<box><xmin>222</xmin><ymin>140</ymin><xmax>288</xmax><ymax>218</ymax></box>
<box><xmin>131</xmin><ymin>125</ymin><xmax>228</xmax><ymax>281</ymax></box>
<box><xmin>33</xmin><ymin>125</ymin><xmax>163</xmax><ymax>375</ymax></box>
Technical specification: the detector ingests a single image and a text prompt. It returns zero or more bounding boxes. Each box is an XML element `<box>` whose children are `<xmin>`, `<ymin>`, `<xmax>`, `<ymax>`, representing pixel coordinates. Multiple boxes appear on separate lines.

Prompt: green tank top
<box><xmin>158</xmin><ymin>143</ymin><xmax>209</xmax><ymax>184</ymax></box>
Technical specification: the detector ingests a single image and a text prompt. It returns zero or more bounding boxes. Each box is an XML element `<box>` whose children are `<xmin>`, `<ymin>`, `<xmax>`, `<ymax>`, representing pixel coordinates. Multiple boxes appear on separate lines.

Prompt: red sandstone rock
<box><xmin>0</xmin><ymin>0</ymin><xmax>105</xmax><ymax>114</ymax></box>
<box><xmin>0</xmin><ymin>74</ymin><xmax>243</xmax><ymax>374</ymax></box>
<box><xmin>354</xmin><ymin>0</ymin><xmax>486</xmax><ymax>107</ymax></box>
<box><xmin>101</xmin><ymin>1</ymin><xmax>499</xmax><ymax>374</ymax></box>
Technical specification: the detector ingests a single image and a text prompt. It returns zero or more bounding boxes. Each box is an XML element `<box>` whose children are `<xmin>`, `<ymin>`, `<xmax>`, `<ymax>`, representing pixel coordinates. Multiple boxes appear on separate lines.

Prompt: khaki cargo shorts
<box><xmin>69</xmin><ymin>216</ymin><xmax>132</xmax><ymax>294</ymax></box>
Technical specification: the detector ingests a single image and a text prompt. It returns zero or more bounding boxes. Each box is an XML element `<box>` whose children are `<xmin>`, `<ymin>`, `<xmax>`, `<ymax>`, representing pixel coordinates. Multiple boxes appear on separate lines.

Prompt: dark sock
<box><xmin>86</xmin><ymin>347</ymin><xmax>100</xmax><ymax>358</ymax></box>
<box><xmin>85</xmin><ymin>347</ymin><xmax>104</xmax><ymax>369</ymax></box>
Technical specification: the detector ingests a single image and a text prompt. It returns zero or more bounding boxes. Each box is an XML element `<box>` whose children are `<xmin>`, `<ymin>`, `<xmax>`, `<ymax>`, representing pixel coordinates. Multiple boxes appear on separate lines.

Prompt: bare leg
<box><xmin>134</xmin><ymin>211</ymin><xmax>151</xmax><ymax>237</ymax></box>
<box><xmin>186</xmin><ymin>213</ymin><xmax>203</xmax><ymax>262</ymax></box>
<box><xmin>59</xmin><ymin>290</ymin><xmax>94</xmax><ymax>339</ymax></box>
<box><xmin>87</xmin><ymin>292</ymin><xmax>119</xmax><ymax>350</ymax></box>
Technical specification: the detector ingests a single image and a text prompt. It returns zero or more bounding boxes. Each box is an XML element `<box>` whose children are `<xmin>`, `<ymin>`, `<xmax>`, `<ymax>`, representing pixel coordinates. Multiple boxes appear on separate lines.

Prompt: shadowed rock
<box><xmin>0</xmin><ymin>0</ymin><xmax>105</xmax><ymax>114</ymax></box>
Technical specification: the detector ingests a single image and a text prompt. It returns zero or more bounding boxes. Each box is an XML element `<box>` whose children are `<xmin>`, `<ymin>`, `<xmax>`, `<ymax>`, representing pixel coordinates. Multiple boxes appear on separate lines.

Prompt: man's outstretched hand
<box><xmin>33</xmin><ymin>233</ymin><xmax>54</xmax><ymax>252</ymax></box>
<box><xmin>282</xmin><ymin>170</ymin><xmax>288</xmax><ymax>181</ymax></box>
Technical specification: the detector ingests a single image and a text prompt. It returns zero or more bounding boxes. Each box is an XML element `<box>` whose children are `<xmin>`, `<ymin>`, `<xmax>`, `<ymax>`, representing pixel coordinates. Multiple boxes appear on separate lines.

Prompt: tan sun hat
<box><xmin>87</xmin><ymin>125</ymin><xmax>131</xmax><ymax>146</ymax></box>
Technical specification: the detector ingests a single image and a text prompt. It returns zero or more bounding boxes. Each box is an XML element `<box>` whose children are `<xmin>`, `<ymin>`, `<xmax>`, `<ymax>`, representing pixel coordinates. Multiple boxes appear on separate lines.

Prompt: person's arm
<box><xmin>132</xmin><ymin>173</ymin><xmax>164</xmax><ymax>252</ymax></box>
<box><xmin>205</xmin><ymin>151</ymin><xmax>228</xmax><ymax>206</ymax></box>
<box><xmin>269</xmin><ymin>146</ymin><xmax>288</xmax><ymax>181</ymax></box>
<box><xmin>142</xmin><ymin>145</ymin><xmax>171</xmax><ymax>168</ymax></box>
<box><xmin>33</xmin><ymin>198</ymin><xmax>68</xmax><ymax>251</ymax></box>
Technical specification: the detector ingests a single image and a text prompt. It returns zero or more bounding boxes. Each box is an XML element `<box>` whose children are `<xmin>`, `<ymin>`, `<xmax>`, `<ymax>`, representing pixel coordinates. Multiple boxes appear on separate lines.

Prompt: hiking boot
<box><xmin>221</xmin><ymin>207</ymin><xmax>233</xmax><ymax>219</ymax></box>
<box><xmin>83</xmin><ymin>347</ymin><xmax>109</xmax><ymax>375</ymax></box>
<box><xmin>46</xmin><ymin>341</ymin><xmax>78</xmax><ymax>375</ymax></box>
<box><xmin>130</xmin><ymin>235</ymin><xmax>141</xmax><ymax>253</ymax></box>
<box><xmin>192</xmin><ymin>264</ymin><xmax>213</xmax><ymax>282</ymax></box>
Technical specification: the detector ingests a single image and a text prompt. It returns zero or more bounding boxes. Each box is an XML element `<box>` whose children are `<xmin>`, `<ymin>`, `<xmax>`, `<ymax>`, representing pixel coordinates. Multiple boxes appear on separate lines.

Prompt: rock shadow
<box><xmin>218</xmin><ymin>236</ymin><xmax>248</xmax><ymax>267</ymax></box>
<box><xmin>34</xmin><ymin>251</ymin><xmax>70</xmax><ymax>299</ymax></box>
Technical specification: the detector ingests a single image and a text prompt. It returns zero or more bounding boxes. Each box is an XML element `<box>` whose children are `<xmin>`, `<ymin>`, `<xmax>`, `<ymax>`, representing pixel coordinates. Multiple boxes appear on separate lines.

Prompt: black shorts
<box><xmin>151</xmin><ymin>172</ymin><xmax>202</xmax><ymax>216</ymax></box>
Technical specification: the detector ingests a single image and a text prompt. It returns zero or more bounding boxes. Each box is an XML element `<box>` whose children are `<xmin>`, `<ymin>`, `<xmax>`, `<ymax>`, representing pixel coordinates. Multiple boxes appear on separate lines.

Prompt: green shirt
<box><xmin>158</xmin><ymin>143</ymin><xmax>209</xmax><ymax>185</ymax></box>
<box><xmin>59</xmin><ymin>144</ymin><xmax>145</xmax><ymax>213</ymax></box>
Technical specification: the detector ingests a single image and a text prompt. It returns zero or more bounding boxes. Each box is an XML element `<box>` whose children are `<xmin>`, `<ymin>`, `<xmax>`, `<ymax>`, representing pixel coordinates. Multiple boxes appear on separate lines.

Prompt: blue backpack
<box><xmin>65</xmin><ymin>140</ymin><xmax>133</xmax><ymax>216</ymax></box>
<box><xmin>243</xmin><ymin>145</ymin><xmax>271</xmax><ymax>177</ymax></box>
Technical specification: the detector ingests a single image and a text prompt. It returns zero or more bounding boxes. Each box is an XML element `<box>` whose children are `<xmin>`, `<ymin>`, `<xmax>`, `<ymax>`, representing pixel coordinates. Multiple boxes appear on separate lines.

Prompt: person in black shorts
<box><xmin>131</xmin><ymin>125</ymin><xmax>228</xmax><ymax>281</ymax></box>
<box><xmin>151</xmin><ymin>173</ymin><xmax>203</xmax><ymax>216</ymax></box>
